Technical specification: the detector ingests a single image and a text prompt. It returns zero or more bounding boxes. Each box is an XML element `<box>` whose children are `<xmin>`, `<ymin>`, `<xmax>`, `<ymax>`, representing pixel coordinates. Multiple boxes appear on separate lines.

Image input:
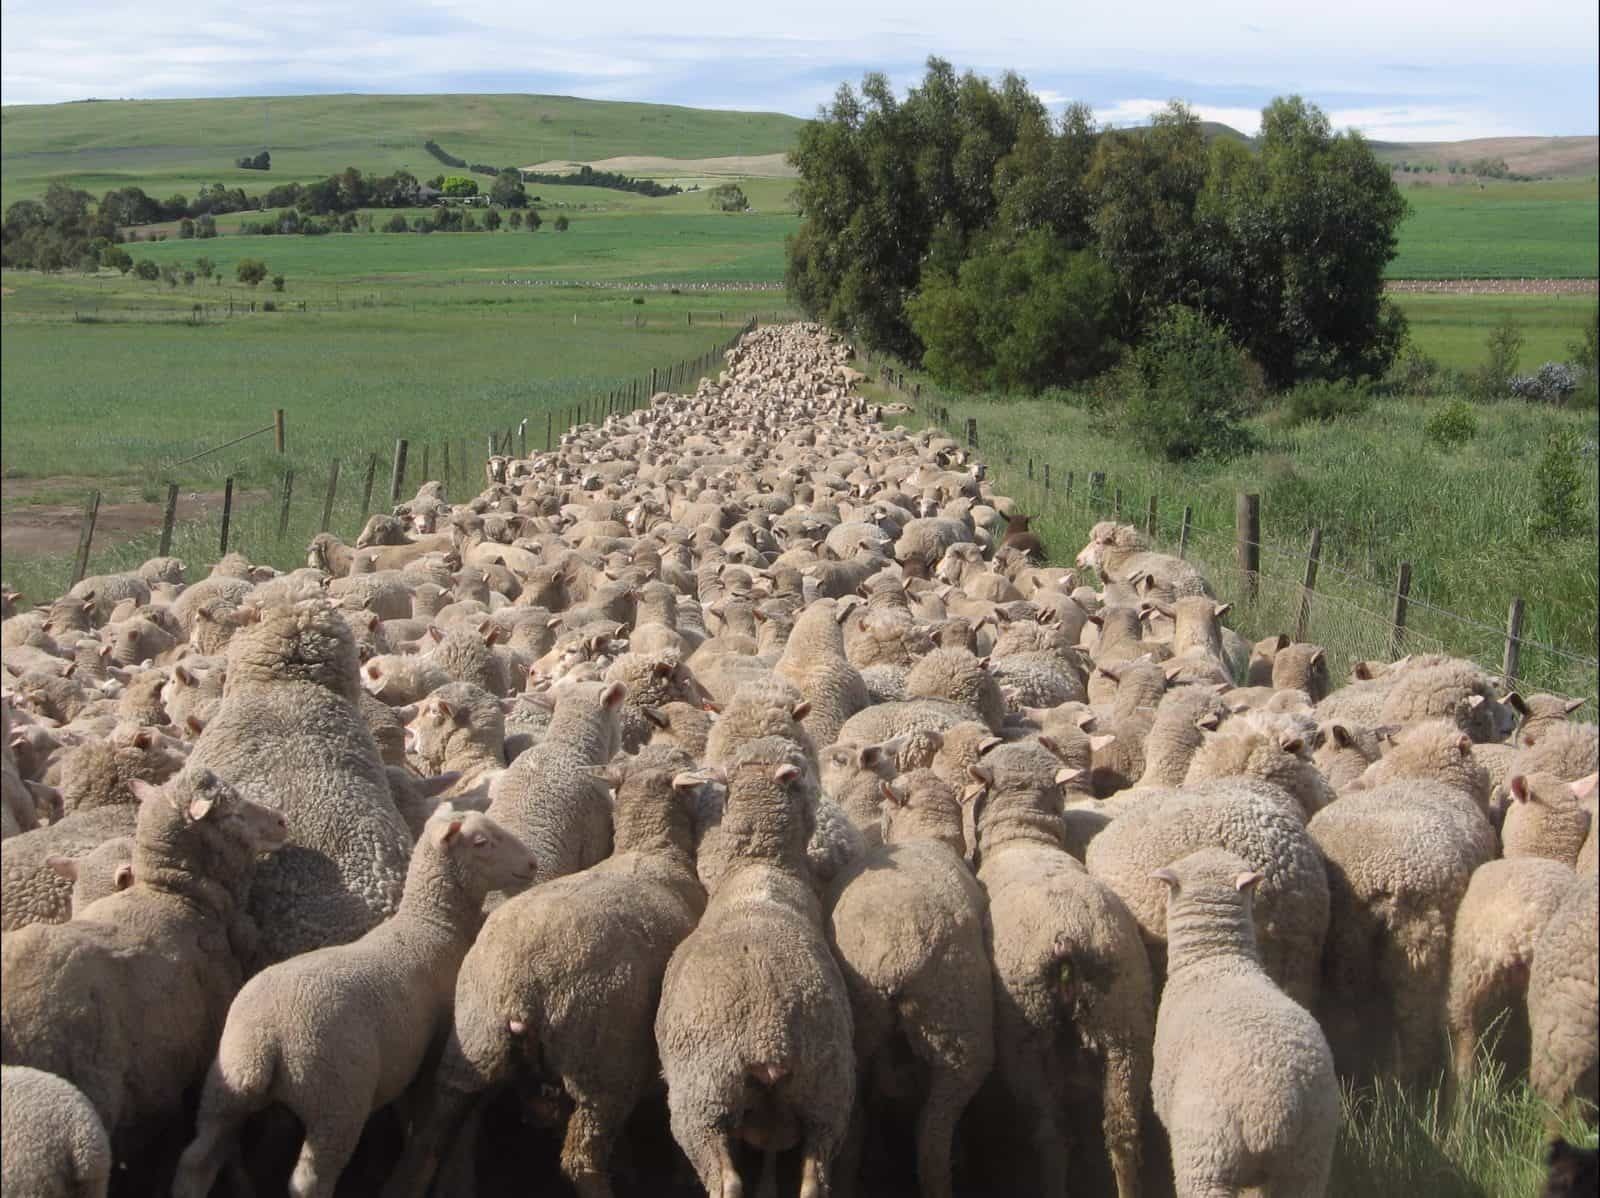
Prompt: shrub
<box><xmin>441</xmin><ymin>175</ymin><xmax>478</xmax><ymax>198</ymax></box>
<box><xmin>271</xmin><ymin>275</ymin><xmax>285</xmax><ymax>292</ymax></box>
<box><xmin>1282</xmin><ymin>379</ymin><xmax>1374</xmax><ymax>425</ymax></box>
<box><xmin>1465</xmin><ymin>316</ymin><xmax>1523</xmax><ymax>401</ymax></box>
<box><xmin>526</xmin><ymin>209</ymin><xmax>543</xmax><ymax>231</ymax></box>
<box><xmin>1569</xmin><ymin>305</ymin><xmax>1598</xmax><ymax>408</ymax></box>
<box><xmin>708</xmin><ymin>183</ymin><xmax>750</xmax><ymax>212</ymax></box>
<box><xmin>235</xmin><ymin>258</ymin><xmax>267</xmax><ymax>286</ymax></box>
<box><xmin>1425</xmin><ymin>399</ymin><xmax>1478</xmax><ymax>449</ymax></box>
<box><xmin>262</xmin><ymin>300</ymin><xmax>276</xmax><ymax>312</ymax></box>
<box><xmin>133</xmin><ymin>258</ymin><xmax>160</xmax><ymax>281</ymax></box>
<box><xmin>384</xmin><ymin>213</ymin><xmax>409</xmax><ymax>233</ymax></box>
<box><xmin>1120</xmin><ymin>305</ymin><xmax>1253</xmax><ymax>462</ymax></box>
<box><xmin>1390</xmin><ymin>345</ymin><xmax>1446</xmax><ymax>397</ymax></box>
<box><xmin>1531</xmin><ymin>427</ymin><xmax>1590</xmax><ymax>537</ymax></box>
<box><xmin>484</xmin><ymin>209</ymin><xmax>502</xmax><ymax>231</ymax></box>
<box><xmin>553</xmin><ymin>214</ymin><xmax>570</xmax><ymax>232</ymax></box>
<box><xmin>178</xmin><ymin>218</ymin><xmax>196</xmax><ymax>239</ymax></box>
<box><xmin>1509</xmin><ymin>362</ymin><xmax>1578</xmax><ymax>405</ymax></box>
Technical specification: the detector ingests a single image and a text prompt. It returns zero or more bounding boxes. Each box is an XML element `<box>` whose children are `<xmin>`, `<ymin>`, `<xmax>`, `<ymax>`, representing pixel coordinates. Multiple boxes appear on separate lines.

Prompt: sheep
<box><xmin>187</xmin><ymin>603</ymin><xmax>413</xmax><ymax>967</ymax></box>
<box><xmin>1270</xmin><ymin>642</ymin><xmax>1331</xmax><ymax>702</ymax></box>
<box><xmin>361</xmin><ymin>652</ymin><xmax>452</xmax><ymax>705</ymax></box>
<box><xmin>825</xmin><ymin>770</ymin><xmax>993</xmax><ymax>1198</ymax></box>
<box><xmin>1375</xmin><ymin>659</ymin><xmax>1519</xmax><ymax>743</ymax></box>
<box><xmin>964</xmin><ymin>742</ymin><xmax>1153</xmax><ymax>1198</ymax></box>
<box><xmin>643</xmin><ymin>699</ymin><xmax>717</xmax><ymax>758</ymax></box>
<box><xmin>1183</xmin><ymin>724</ymin><xmax>1336</xmax><ymax>821</ymax></box>
<box><xmin>774</xmin><ymin>599</ymin><xmax>869</xmax><ymax>748</ymax></box>
<box><xmin>1085</xmin><ymin>778</ymin><xmax>1329</xmax><ymax>1009</ymax></box>
<box><xmin>0</xmin><ymin>729</ymin><xmax>186</xmax><ymax>931</ymax></box>
<box><xmin>1505</xmin><ymin>720</ymin><xmax>1599</xmax><ymax>789</ymax></box>
<box><xmin>603</xmin><ymin>650</ymin><xmax>712</xmax><ymax>754</ymax></box>
<box><xmin>819</xmin><ymin>739</ymin><xmax>900</xmax><ymax>847</ymax></box>
<box><xmin>484</xmin><ymin>679</ymin><xmax>625</xmax><ymax>887</ymax></box>
<box><xmin>1150</xmin><ymin>848</ymin><xmax>1338</xmax><ymax>1198</ymax></box>
<box><xmin>0</xmin><ymin>768</ymin><xmax>288</xmax><ymax>1146</ymax></box>
<box><xmin>405</xmin><ymin>682</ymin><xmax>508</xmax><ymax>796</ymax></box>
<box><xmin>1528</xmin><ymin>873</ymin><xmax>1599</xmax><ymax>1127</ymax></box>
<box><xmin>389</xmin><ymin>747</ymin><xmax>710</xmax><ymax>1198</ymax></box>
<box><xmin>1503</xmin><ymin>773</ymin><xmax>1596</xmax><ymax>867</ymax></box>
<box><xmin>1134</xmin><ymin>686</ymin><xmax>1227</xmax><ymax>789</ymax></box>
<box><xmin>655</xmin><ymin>739</ymin><xmax>856</xmax><ymax>1198</ymax></box>
<box><xmin>1074</xmin><ymin>522</ymin><xmax>1211</xmax><ymax>599</ymax></box>
<box><xmin>1310</xmin><ymin>721</ymin><xmax>1387</xmax><ymax>789</ymax></box>
<box><xmin>1445</xmin><ymin>855</ymin><xmax>1575</xmax><ymax>1094</ymax></box>
<box><xmin>903</xmin><ymin>647</ymin><xmax>1007</xmax><ymax>733</ymax></box>
<box><xmin>172</xmin><ymin>808</ymin><xmax>535</xmax><ymax>1198</ymax></box>
<box><xmin>52</xmin><ymin>835</ymin><xmax>137</xmax><ymax>915</ymax></box>
<box><xmin>1</xmin><ymin>1065</ymin><xmax>112</xmax><ymax>1198</ymax></box>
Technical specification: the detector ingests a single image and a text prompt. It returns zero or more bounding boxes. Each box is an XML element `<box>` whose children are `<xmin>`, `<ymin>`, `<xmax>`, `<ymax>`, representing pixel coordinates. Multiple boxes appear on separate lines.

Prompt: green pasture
<box><xmin>1390</xmin><ymin>178</ymin><xmax>1599</xmax><ymax>278</ymax></box>
<box><xmin>0</xmin><ymin>93</ymin><xmax>804</xmax><ymax>207</ymax></box>
<box><xmin>1393</xmin><ymin>293</ymin><xmax>1596</xmax><ymax>371</ymax></box>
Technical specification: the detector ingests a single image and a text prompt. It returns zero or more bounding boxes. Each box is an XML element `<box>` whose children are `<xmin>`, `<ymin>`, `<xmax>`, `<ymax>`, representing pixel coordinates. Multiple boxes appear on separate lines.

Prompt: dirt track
<box><xmin>1</xmin><ymin>478</ymin><xmax>255</xmax><ymax>560</ymax></box>
<box><xmin>1385</xmin><ymin>278</ymin><xmax>1598</xmax><ymax>294</ymax></box>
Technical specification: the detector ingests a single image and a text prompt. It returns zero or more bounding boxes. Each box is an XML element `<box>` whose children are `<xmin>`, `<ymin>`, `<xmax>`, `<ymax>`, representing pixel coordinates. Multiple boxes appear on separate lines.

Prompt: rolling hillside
<box><xmin>0</xmin><ymin>93</ymin><xmax>806</xmax><ymax>206</ymax></box>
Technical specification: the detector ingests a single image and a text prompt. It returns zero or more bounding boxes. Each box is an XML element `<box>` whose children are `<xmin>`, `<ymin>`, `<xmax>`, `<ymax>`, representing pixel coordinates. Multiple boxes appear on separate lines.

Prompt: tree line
<box><xmin>786</xmin><ymin>58</ymin><xmax>1409</xmax><ymax>394</ymax></box>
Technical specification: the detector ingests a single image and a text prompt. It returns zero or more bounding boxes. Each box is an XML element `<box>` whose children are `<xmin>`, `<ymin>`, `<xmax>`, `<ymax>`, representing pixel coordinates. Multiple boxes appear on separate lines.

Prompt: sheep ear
<box><xmin>976</xmin><ymin>656</ymin><xmax>991</xmax><ymax>671</ymax></box>
<box><xmin>857</xmin><ymin>744</ymin><xmax>883</xmax><ymax>769</ymax></box>
<box><xmin>128</xmin><ymin>778</ymin><xmax>165</xmax><ymax>805</ymax></box>
<box><xmin>436</xmin><ymin>700</ymin><xmax>456</xmax><ymax>723</ymax></box>
<box><xmin>366</xmin><ymin>662</ymin><xmax>383</xmax><ymax>679</ymax></box>
<box><xmin>652</xmin><ymin>660</ymin><xmax>676</xmax><ymax>678</ymax></box>
<box><xmin>185</xmin><ymin>714</ymin><xmax>206</xmax><ymax>736</ymax></box>
<box><xmin>434</xmin><ymin>818</ymin><xmax>464</xmax><ymax>845</ymax></box>
<box><xmin>643</xmin><ymin>705</ymin><xmax>669</xmax><ymax>729</ymax></box>
<box><xmin>1234</xmin><ymin>870</ymin><xmax>1264</xmax><ymax>893</ymax></box>
<box><xmin>132</xmin><ymin>729</ymin><xmax>153</xmax><ymax>750</ymax></box>
<box><xmin>977</xmin><ymin>736</ymin><xmax>1003</xmax><ymax>757</ymax></box>
<box><xmin>1562</xmin><ymin>698</ymin><xmax>1585</xmax><ymax>715</ymax></box>
<box><xmin>1570</xmin><ymin>773</ymin><xmax>1598</xmax><ymax>801</ymax></box>
<box><xmin>1330</xmin><ymin>724</ymin><xmax>1355</xmax><ymax>749</ymax></box>
<box><xmin>1089</xmin><ymin>734</ymin><xmax>1117</xmax><ymax>753</ymax></box>
<box><xmin>1196</xmin><ymin>713</ymin><xmax>1221</xmax><ymax>732</ymax></box>
<box><xmin>392</xmin><ymin>704</ymin><xmax>419</xmax><ymax>723</ymax></box>
<box><xmin>589</xmin><ymin>765</ymin><xmax>627</xmax><ymax>789</ymax></box>
<box><xmin>1373</xmin><ymin>724</ymin><xmax>1400</xmax><ymax>743</ymax></box>
<box><xmin>1150</xmin><ymin>867</ymin><xmax>1180</xmax><ymax>892</ymax></box>
<box><xmin>113</xmin><ymin>864</ymin><xmax>135</xmax><ymax>890</ymax></box>
<box><xmin>1352</xmin><ymin>662</ymin><xmax>1375</xmax><ymax>681</ymax></box>
<box><xmin>175</xmin><ymin>665</ymin><xmax>195</xmax><ymax>685</ymax></box>
<box><xmin>1073</xmin><ymin>710</ymin><xmax>1098</xmax><ymax>730</ymax></box>
<box><xmin>188</xmin><ymin>796</ymin><xmax>216</xmax><ymax>821</ymax></box>
<box><xmin>1310</xmin><ymin>648</ymin><xmax>1326</xmax><ymax>667</ymax></box>
<box><xmin>601</xmin><ymin>682</ymin><xmax>627</xmax><ymax>709</ymax></box>
<box><xmin>428</xmin><ymin>625</ymin><xmax>445</xmax><ymax>643</ymax></box>
<box><xmin>1508</xmin><ymin>775</ymin><xmax>1530</xmax><ymax>803</ymax></box>
<box><xmin>879</xmin><ymin>780</ymin><xmax>906</xmax><ymax>807</ymax></box>
<box><xmin>966</xmin><ymin>764</ymin><xmax>993</xmax><ymax>788</ymax></box>
<box><xmin>791</xmin><ymin>701</ymin><xmax>811</xmax><ymax>722</ymax></box>
<box><xmin>772</xmin><ymin>763</ymin><xmax>802</xmax><ymax>787</ymax></box>
<box><xmin>1055</xmin><ymin>767</ymin><xmax>1083</xmax><ymax>785</ymax></box>
<box><xmin>1466</xmin><ymin>693</ymin><xmax>1486</xmax><ymax>709</ymax></box>
<box><xmin>1162</xmin><ymin>663</ymin><xmax>1185</xmax><ymax>682</ymax></box>
<box><xmin>1213</xmin><ymin>603</ymin><xmax>1232</xmax><ymax>619</ymax></box>
<box><xmin>46</xmin><ymin>856</ymin><xmax>79</xmax><ymax>881</ymax></box>
<box><xmin>1456</xmin><ymin>735</ymin><xmax>1473</xmax><ymax>756</ymax></box>
<box><xmin>1036</xmin><ymin>734</ymin><xmax>1060</xmax><ymax>757</ymax></box>
<box><xmin>1280</xmin><ymin>735</ymin><xmax>1304</xmax><ymax>756</ymax></box>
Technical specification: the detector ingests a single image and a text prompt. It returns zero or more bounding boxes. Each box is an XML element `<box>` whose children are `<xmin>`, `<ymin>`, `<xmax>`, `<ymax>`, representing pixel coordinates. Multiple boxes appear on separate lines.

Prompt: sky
<box><xmin>2</xmin><ymin>0</ymin><xmax>1596</xmax><ymax>140</ymax></box>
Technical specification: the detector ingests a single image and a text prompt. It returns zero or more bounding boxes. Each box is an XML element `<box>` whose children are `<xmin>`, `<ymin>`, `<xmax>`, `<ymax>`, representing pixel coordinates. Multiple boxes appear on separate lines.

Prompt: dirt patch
<box><xmin>1386</xmin><ymin>278</ymin><xmax>1599</xmax><ymax>294</ymax></box>
<box><xmin>521</xmin><ymin>153</ymin><xmax>797</xmax><ymax>179</ymax></box>
<box><xmin>1</xmin><ymin>478</ymin><xmax>258</xmax><ymax>559</ymax></box>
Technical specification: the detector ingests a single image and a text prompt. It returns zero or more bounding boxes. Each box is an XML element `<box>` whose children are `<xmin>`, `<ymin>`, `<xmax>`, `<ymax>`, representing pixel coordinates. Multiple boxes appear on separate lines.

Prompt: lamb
<box><xmin>654</xmin><ymin>739</ymin><xmax>855</xmax><ymax>1198</ymax></box>
<box><xmin>1527</xmin><ymin>873</ymin><xmax>1599</xmax><ymax>1126</ymax></box>
<box><xmin>967</xmin><ymin>742</ymin><xmax>1154</xmax><ymax>1198</ymax></box>
<box><xmin>1376</xmin><ymin>659</ymin><xmax>1519</xmax><ymax>743</ymax></box>
<box><xmin>160</xmin><ymin>658</ymin><xmax>227</xmax><ymax>733</ymax></box>
<box><xmin>774</xmin><ymin>599</ymin><xmax>869</xmax><ymax>748</ymax></box>
<box><xmin>819</xmin><ymin>739</ymin><xmax>900</xmax><ymax>847</ymax></box>
<box><xmin>0</xmin><ymin>768</ymin><xmax>288</xmax><ymax>1146</ymax></box>
<box><xmin>187</xmin><ymin>603</ymin><xmax>413</xmax><ymax>966</ymax></box>
<box><xmin>1150</xmin><ymin>848</ymin><xmax>1338</xmax><ymax>1198</ymax></box>
<box><xmin>1445</xmin><ymin>855</ymin><xmax>1575</xmax><ymax>1094</ymax></box>
<box><xmin>1503</xmin><ymin>773</ymin><xmax>1596</xmax><ymax>867</ymax></box>
<box><xmin>0</xmin><ymin>1065</ymin><xmax>112</xmax><ymax>1198</ymax></box>
<box><xmin>484</xmin><ymin>679</ymin><xmax>625</xmax><ymax>887</ymax></box>
<box><xmin>389</xmin><ymin>747</ymin><xmax>710</xmax><ymax>1198</ymax></box>
<box><xmin>1085</xmin><ymin>778</ymin><xmax>1329</xmax><ymax>1009</ymax></box>
<box><xmin>405</xmin><ymin>682</ymin><xmax>508</xmax><ymax>796</ymax></box>
<box><xmin>172</xmin><ymin>808</ymin><xmax>535</xmax><ymax>1198</ymax></box>
<box><xmin>826</xmin><ymin>769</ymin><xmax>993</xmax><ymax>1198</ymax></box>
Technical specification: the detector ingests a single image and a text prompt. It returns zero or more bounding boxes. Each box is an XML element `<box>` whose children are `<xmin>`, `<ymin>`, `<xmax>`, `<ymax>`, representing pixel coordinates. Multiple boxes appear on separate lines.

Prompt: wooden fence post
<box><xmin>441</xmin><ymin>442</ymin><xmax>451</xmax><ymax>487</ymax></box>
<box><xmin>965</xmin><ymin>418</ymin><xmax>977</xmax><ymax>448</ymax></box>
<box><xmin>1043</xmin><ymin>463</ymin><xmax>1051</xmax><ymax>492</ymax></box>
<box><xmin>1088</xmin><ymin>472</ymin><xmax>1106</xmax><ymax>509</ymax></box>
<box><xmin>1294</xmin><ymin>527</ymin><xmax>1323</xmax><ymax>643</ymax></box>
<box><xmin>389</xmin><ymin>440</ymin><xmax>408</xmax><ymax>505</ymax></box>
<box><xmin>158</xmin><ymin>482</ymin><xmax>180</xmax><ymax>556</ymax></box>
<box><xmin>319</xmin><ymin>460</ymin><xmax>341</xmax><ymax>533</ymax></box>
<box><xmin>1027</xmin><ymin>458</ymin><xmax>1034</xmax><ymax>482</ymax></box>
<box><xmin>419</xmin><ymin>444</ymin><xmax>430</xmax><ymax>483</ymax></box>
<box><xmin>1503</xmin><ymin>597</ymin><xmax>1526</xmax><ymax>683</ymax></box>
<box><xmin>546</xmin><ymin>412</ymin><xmax>553</xmax><ymax>452</ymax></box>
<box><xmin>1145</xmin><ymin>495</ymin><xmax>1158</xmax><ymax>537</ymax></box>
<box><xmin>273</xmin><ymin>408</ymin><xmax>286</xmax><ymax>453</ymax></box>
<box><xmin>276</xmin><ymin>470</ymin><xmax>295</xmax><ymax>540</ymax></box>
<box><xmin>359</xmin><ymin>454</ymin><xmax>378</xmax><ymax>518</ymax></box>
<box><xmin>1236</xmin><ymin>493</ymin><xmax>1261</xmax><ymax>603</ymax></box>
<box><xmin>1112</xmin><ymin>488</ymin><xmax>1123</xmax><ymax>519</ymax></box>
<box><xmin>70</xmin><ymin>491</ymin><xmax>101</xmax><ymax>586</ymax></box>
<box><xmin>519</xmin><ymin>422</ymin><xmax>527</xmax><ymax>458</ymax></box>
<box><xmin>1178</xmin><ymin>505</ymin><xmax>1193</xmax><ymax>559</ymax></box>
<box><xmin>1389</xmin><ymin>561</ymin><xmax>1413</xmax><ymax>659</ymax></box>
<box><xmin>1064</xmin><ymin>471</ymin><xmax>1075</xmax><ymax>502</ymax></box>
<box><xmin>218</xmin><ymin>478</ymin><xmax>234</xmax><ymax>555</ymax></box>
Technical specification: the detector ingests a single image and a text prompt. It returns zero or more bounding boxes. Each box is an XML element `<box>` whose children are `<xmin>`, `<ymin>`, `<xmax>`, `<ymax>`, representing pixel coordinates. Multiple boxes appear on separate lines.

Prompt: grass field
<box><xmin>0</xmin><ymin>94</ymin><xmax>804</xmax><ymax>208</ymax></box>
<box><xmin>1393</xmin><ymin>293</ymin><xmax>1597</xmax><ymax>371</ymax></box>
<box><xmin>1389</xmin><ymin>179</ymin><xmax>1600</xmax><ymax>278</ymax></box>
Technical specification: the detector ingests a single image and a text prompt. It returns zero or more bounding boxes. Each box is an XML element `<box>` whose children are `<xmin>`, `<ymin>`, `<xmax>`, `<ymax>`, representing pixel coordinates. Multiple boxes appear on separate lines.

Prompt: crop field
<box><xmin>1392</xmin><ymin>292</ymin><xmax>1596</xmax><ymax>370</ymax></box>
<box><xmin>0</xmin><ymin>93</ymin><xmax>805</xmax><ymax>207</ymax></box>
<box><xmin>1389</xmin><ymin>179</ymin><xmax>1600</xmax><ymax>278</ymax></box>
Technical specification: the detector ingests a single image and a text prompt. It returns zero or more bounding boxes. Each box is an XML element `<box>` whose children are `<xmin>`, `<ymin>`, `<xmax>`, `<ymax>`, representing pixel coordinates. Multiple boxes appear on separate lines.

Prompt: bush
<box><xmin>553</xmin><ymin>214</ymin><xmax>570</xmax><ymax>232</ymax></box>
<box><xmin>271</xmin><ymin>274</ymin><xmax>285</xmax><ymax>292</ymax></box>
<box><xmin>133</xmin><ymin>258</ymin><xmax>160</xmax><ymax>281</ymax></box>
<box><xmin>526</xmin><ymin>209</ymin><xmax>543</xmax><ymax>231</ymax></box>
<box><xmin>1389</xmin><ymin>345</ymin><xmax>1446</xmax><ymax>396</ymax></box>
<box><xmin>235</xmin><ymin>258</ymin><xmax>267</xmax><ymax>286</ymax></box>
<box><xmin>1509</xmin><ymin>361</ymin><xmax>1579</xmax><ymax>405</ymax></box>
<box><xmin>1424</xmin><ymin>399</ymin><xmax>1478</xmax><ymax>449</ymax></box>
<box><xmin>1531</xmin><ymin>427</ymin><xmax>1590</xmax><ymax>537</ymax></box>
<box><xmin>708</xmin><ymin>183</ymin><xmax>750</xmax><ymax>212</ymax></box>
<box><xmin>1120</xmin><ymin>305</ymin><xmax>1253</xmax><ymax>461</ymax></box>
<box><xmin>1569</xmin><ymin>305</ymin><xmax>1598</xmax><ymax>407</ymax></box>
<box><xmin>1465</xmin><ymin>315</ymin><xmax>1523</xmax><ymax>401</ymax></box>
<box><xmin>262</xmin><ymin>300</ymin><xmax>276</xmax><ymax>312</ymax></box>
<box><xmin>1282</xmin><ymin>379</ymin><xmax>1374</xmax><ymax>425</ymax></box>
<box><xmin>441</xmin><ymin>176</ymin><xmax>478</xmax><ymax>198</ymax></box>
<box><xmin>384</xmin><ymin>213</ymin><xmax>409</xmax><ymax>233</ymax></box>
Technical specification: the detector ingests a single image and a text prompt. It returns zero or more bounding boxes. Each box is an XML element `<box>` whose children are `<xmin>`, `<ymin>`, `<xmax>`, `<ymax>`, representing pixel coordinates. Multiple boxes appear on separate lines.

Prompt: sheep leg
<box><xmin>172</xmin><ymin>1058</ymin><xmax>267</xmax><ymax>1198</ymax></box>
<box><xmin>799</xmin><ymin>1141</ymin><xmax>834</xmax><ymax>1198</ymax></box>
<box><xmin>288</xmin><ymin>1112</ymin><xmax>365</xmax><ymax>1198</ymax></box>
<box><xmin>380</xmin><ymin>1083</ymin><xmax>478</xmax><ymax>1198</ymax></box>
<box><xmin>559</xmin><ymin>1080</ymin><xmax>631</xmax><ymax>1198</ymax></box>
<box><xmin>1099</xmin><ymin>1042</ymin><xmax>1145</xmax><ymax>1198</ymax></box>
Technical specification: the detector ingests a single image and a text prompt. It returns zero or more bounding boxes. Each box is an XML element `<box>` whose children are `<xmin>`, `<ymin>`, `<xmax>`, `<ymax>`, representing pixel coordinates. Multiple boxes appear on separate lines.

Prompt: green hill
<box><xmin>0</xmin><ymin>93</ymin><xmax>806</xmax><ymax>206</ymax></box>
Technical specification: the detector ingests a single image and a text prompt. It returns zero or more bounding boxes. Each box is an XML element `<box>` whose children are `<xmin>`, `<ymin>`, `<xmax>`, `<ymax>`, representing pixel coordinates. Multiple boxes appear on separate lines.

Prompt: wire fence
<box><xmin>859</xmin><ymin>351</ymin><xmax>1599</xmax><ymax>716</ymax></box>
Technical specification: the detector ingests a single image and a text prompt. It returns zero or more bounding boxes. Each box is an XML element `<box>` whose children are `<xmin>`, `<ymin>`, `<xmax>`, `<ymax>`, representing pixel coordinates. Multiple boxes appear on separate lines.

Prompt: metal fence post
<box><xmin>359</xmin><ymin>454</ymin><xmax>378</xmax><ymax>518</ymax></box>
<box><xmin>276</xmin><ymin>469</ymin><xmax>295</xmax><ymax>540</ymax></box>
<box><xmin>1178</xmin><ymin>505</ymin><xmax>1193</xmax><ymax>559</ymax></box>
<box><xmin>218</xmin><ymin>478</ymin><xmax>235</xmax><ymax>555</ymax></box>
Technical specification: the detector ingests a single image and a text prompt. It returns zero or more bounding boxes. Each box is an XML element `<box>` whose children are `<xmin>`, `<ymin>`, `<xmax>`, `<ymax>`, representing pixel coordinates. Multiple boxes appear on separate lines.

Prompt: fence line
<box><xmin>856</xmin><ymin>346</ymin><xmax>1598</xmax><ymax>711</ymax></box>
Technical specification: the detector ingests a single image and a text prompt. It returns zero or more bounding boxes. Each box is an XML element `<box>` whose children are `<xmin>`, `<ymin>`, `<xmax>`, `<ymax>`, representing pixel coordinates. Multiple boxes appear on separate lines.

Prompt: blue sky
<box><xmin>2</xmin><ymin>0</ymin><xmax>1596</xmax><ymax>139</ymax></box>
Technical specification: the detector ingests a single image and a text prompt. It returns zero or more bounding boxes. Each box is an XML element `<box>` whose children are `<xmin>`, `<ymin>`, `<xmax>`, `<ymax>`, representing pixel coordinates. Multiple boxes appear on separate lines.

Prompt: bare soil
<box><xmin>1</xmin><ymin>477</ymin><xmax>259</xmax><ymax>558</ymax></box>
<box><xmin>1385</xmin><ymin>278</ymin><xmax>1599</xmax><ymax>295</ymax></box>
<box><xmin>521</xmin><ymin>152</ymin><xmax>797</xmax><ymax>178</ymax></box>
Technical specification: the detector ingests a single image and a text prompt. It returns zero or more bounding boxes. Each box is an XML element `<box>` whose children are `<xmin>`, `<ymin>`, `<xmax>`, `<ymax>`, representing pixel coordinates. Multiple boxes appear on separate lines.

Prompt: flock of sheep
<box><xmin>1</xmin><ymin>321</ymin><xmax>1595</xmax><ymax>1198</ymax></box>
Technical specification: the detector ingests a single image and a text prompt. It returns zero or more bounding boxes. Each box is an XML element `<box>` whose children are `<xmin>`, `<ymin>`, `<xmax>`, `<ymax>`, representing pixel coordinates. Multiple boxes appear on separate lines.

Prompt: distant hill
<box><xmin>1370</xmin><ymin>136</ymin><xmax>1598</xmax><ymax>180</ymax></box>
<box><xmin>0</xmin><ymin>93</ymin><xmax>806</xmax><ymax>206</ymax></box>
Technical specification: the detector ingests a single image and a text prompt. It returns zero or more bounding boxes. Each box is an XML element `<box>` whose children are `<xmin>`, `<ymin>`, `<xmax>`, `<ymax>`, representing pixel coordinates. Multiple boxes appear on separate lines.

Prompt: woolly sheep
<box><xmin>406</xmin><ymin>682</ymin><xmax>508</xmax><ymax>796</ymax></box>
<box><xmin>0</xmin><ymin>1065</ymin><xmax>112</xmax><ymax>1198</ymax></box>
<box><xmin>1150</xmin><ymin>848</ymin><xmax>1337</xmax><ymax>1198</ymax></box>
<box><xmin>775</xmin><ymin>599</ymin><xmax>870</xmax><ymax>748</ymax></box>
<box><xmin>1527</xmin><ymin>873</ymin><xmax>1599</xmax><ymax>1126</ymax></box>
<box><xmin>1183</xmin><ymin>724</ymin><xmax>1336</xmax><ymax>821</ymax></box>
<box><xmin>53</xmin><ymin>835</ymin><xmax>136</xmax><ymax>915</ymax></box>
<box><xmin>0</xmin><ymin>768</ymin><xmax>287</xmax><ymax>1145</ymax></box>
<box><xmin>172</xmin><ymin>808</ymin><xmax>534</xmax><ymax>1198</ymax></box>
<box><xmin>1134</xmin><ymin>686</ymin><xmax>1227</xmax><ymax>789</ymax></box>
<box><xmin>1503</xmin><ymin>773</ymin><xmax>1596</xmax><ymax>867</ymax></box>
<box><xmin>904</xmin><ymin>647</ymin><xmax>1007</xmax><ymax>733</ymax></box>
<box><xmin>654</xmin><ymin>739</ymin><xmax>855</xmax><ymax>1198</ymax></box>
